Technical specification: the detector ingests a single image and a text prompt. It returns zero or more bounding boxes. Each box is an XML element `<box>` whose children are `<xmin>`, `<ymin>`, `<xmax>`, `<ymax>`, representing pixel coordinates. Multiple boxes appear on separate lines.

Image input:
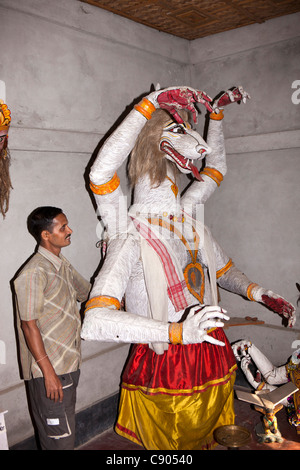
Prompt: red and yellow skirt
<box><xmin>115</xmin><ymin>328</ymin><xmax>237</xmax><ymax>450</ymax></box>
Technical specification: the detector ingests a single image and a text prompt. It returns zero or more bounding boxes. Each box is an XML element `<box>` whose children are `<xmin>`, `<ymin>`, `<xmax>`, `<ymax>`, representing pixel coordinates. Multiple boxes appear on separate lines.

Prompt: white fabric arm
<box><xmin>89</xmin><ymin>234</ymin><xmax>140</xmax><ymax>303</ymax></box>
<box><xmin>247</xmin><ymin>342</ymin><xmax>288</xmax><ymax>385</ymax></box>
<box><xmin>81</xmin><ymin>307</ymin><xmax>169</xmax><ymax>344</ymax></box>
<box><xmin>217</xmin><ymin>264</ymin><xmax>253</xmax><ymax>297</ymax></box>
<box><xmin>90</xmin><ymin>109</ymin><xmax>149</xmax><ymax>186</ymax></box>
<box><xmin>205</xmin><ymin>118</ymin><xmax>226</xmax><ymax>176</ymax></box>
<box><xmin>182</xmin><ymin>117</ymin><xmax>226</xmax><ymax>206</ymax></box>
<box><xmin>240</xmin><ymin>356</ymin><xmax>262</xmax><ymax>389</ymax></box>
<box><xmin>81</xmin><ymin>305</ymin><xmax>229</xmax><ymax>347</ymax></box>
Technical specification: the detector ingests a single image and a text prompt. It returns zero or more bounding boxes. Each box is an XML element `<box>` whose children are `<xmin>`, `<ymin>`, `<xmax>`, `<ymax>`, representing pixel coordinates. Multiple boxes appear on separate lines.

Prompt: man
<box><xmin>14</xmin><ymin>206</ymin><xmax>91</xmax><ymax>450</ymax></box>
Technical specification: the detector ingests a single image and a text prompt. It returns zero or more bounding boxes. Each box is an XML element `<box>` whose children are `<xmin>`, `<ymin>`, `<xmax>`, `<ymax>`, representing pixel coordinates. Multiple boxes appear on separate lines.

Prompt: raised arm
<box><xmin>89</xmin><ymin>86</ymin><xmax>214</xmax><ymax>235</ymax></box>
<box><xmin>182</xmin><ymin>86</ymin><xmax>250</xmax><ymax>206</ymax></box>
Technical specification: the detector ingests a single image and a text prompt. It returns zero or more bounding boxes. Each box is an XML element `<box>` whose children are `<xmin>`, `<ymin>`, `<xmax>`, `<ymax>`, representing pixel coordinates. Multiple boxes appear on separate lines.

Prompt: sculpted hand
<box><xmin>240</xmin><ymin>356</ymin><xmax>252</xmax><ymax>374</ymax></box>
<box><xmin>213</xmin><ymin>86</ymin><xmax>250</xmax><ymax>113</ymax></box>
<box><xmin>148</xmin><ymin>86</ymin><xmax>213</xmax><ymax>124</ymax></box>
<box><xmin>232</xmin><ymin>339</ymin><xmax>252</xmax><ymax>361</ymax></box>
<box><xmin>249</xmin><ymin>285</ymin><xmax>295</xmax><ymax>328</ymax></box>
<box><xmin>261</xmin><ymin>291</ymin><xmax>296</xmax><ymax>327</ymax></box>
<box><xmin>182</xmin><ymin>305</ymin><xmax>229</xmax><ymax>346</ymax></box>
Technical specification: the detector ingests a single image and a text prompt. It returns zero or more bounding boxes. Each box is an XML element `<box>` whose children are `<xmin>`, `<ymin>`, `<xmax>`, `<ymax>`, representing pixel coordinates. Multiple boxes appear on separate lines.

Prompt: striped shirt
<box><xmin>14</xmin><ymin>246</ymin><xmax>91</xmax><ymax>380</ymax></box>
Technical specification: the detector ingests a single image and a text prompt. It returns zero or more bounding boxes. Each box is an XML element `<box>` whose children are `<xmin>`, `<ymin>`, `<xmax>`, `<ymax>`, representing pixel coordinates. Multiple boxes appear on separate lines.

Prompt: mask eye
<box><xmin>170</xmin><ymin>125</ymin><xmax>186</xmax><ymax>135</ymax></box>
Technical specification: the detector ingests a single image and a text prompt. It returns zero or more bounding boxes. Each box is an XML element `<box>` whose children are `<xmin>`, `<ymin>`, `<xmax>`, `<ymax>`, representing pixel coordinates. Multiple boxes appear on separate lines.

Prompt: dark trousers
<box><xmin>27</xmin><ymin>370</ymin><xmax>80</xmax><ymax>450</ymax></box>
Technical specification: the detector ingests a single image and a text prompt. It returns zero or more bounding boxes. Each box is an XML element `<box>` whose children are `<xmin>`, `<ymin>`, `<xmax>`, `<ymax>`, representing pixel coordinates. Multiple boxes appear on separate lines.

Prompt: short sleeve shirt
<box><xmin>14</xmin><ymin>246</ymin><xmax>91</xmax><ymax>380</ymax></box>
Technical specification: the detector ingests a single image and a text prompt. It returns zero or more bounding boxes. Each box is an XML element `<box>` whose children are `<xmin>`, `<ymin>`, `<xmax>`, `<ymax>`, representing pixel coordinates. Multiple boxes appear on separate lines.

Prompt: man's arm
<box><xmin>71</xmin><ymin>267</ymin><xmax>91</xmax><ymax>303</ymax></box>
<box><xmin>21</xmin><ymin>320</ymin><xmax>63</xmax><ymax>402</ymax></box>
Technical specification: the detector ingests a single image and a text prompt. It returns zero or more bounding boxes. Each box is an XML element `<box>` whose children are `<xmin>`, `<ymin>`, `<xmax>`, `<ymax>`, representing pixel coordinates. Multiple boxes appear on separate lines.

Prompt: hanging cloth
<box><xmin>129</xmin><ymin>210</ymin><xmax>218</xmax><ymax>354</ymax></box>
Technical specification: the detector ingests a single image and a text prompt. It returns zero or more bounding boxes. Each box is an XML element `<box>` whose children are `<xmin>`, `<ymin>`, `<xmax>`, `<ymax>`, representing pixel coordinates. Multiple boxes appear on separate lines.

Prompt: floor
<box><xmin>77</xmin><ymin>397</ymin><xmax>300</xmax><ymax>451</ymax></box>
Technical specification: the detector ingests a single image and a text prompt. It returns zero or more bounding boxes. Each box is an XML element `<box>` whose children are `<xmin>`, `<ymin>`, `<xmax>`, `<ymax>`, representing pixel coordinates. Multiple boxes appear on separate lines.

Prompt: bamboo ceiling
<box><xmin>80</xmin><ymin>0</ymin><xmax>300</xmax><ymax>40</ymax></box>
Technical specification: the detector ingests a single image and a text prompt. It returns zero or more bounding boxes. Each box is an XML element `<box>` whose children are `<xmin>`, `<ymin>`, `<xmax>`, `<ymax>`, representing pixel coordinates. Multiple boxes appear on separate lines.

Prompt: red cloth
<box><xmin>122</xmin><ymin>328</ymin><xmax>236</xmax><ymax>395</ymax></box>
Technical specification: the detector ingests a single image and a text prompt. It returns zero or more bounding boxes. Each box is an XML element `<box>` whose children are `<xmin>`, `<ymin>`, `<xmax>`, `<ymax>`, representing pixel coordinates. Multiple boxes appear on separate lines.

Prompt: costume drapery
<box><xmin>116</xmin><ymin>334</ymin><xmax>236</xmax><ymax>450</ymax></box>
<box><xmin>114</xmin><ymin>212</ymin><xmax>237</xmax><ymax>450</ymax></box>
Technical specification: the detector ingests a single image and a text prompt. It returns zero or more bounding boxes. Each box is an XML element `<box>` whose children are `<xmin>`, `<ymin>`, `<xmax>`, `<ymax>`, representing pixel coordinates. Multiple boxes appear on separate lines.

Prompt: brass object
<box><xmin>214</xmin><ymin>425</ymin><xmax>251</xmax><ymax>449</ymax></box>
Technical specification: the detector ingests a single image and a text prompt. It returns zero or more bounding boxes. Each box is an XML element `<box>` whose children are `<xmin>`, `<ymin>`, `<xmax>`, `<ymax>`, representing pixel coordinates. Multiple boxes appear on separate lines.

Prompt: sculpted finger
<box><xmin>288</xmin><ymin>313</ymin><xmax>296</xmax><ymax>328</ymax></box>
<box><xmin>200</xmin><ymin>319</ymin><xmax>225</xmax><ymax>330</ymax></box>
<box><xmin>186</xmin><ymin>305</ymin><xmax>202</xmax><ymax>319</ymax></box>
<box><xmin>184</xmin><ymin>103</ymin><xmax>198</xmax><ymax>123</ymax></box>
<box><xmin>200</xmin><ymin>312</ymin><xmax>229</xmax><ymax>323</ymax></box>
<box><xmin>202</xmin><ymin>305</ymin><xmax>227</xmax><ymax>314</ymax></box>
<box><xmin>204</xmin><ymin>335</ymin><xmax>225</xmax><ymax>347</ymax></box>
<box><xmin>167</xmin><ymin>107</ymin><xmax>184</xmax><ymax>124</ymax></box>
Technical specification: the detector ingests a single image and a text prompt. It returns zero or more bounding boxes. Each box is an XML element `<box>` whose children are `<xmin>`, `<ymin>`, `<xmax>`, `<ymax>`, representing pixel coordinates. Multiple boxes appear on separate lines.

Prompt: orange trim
<box><xmin>166</xmin><ymin>176</ymin><xmax>178</xmax><ymax>198</ymax></box>
<box><xmin>257</xmin><ymin>381</ymin><xmax>266</xmax><ymax>391</ymax></box>
<box><xmin>200</xmin><ymin>167</ymin><xmax>223</xmax><ymax>187</ymax></box>
<box><xmin>216</xmin><ymin>259</ymin><xmax>233</xmax><ymax>279</ymax></box>
<box><xmin>148</xmin><ymin>217</ymin><xmax>199</xmax><ymax>260</ymax></box>
<box><xmin>210</xmin><ymin>109</ymin><xmax>224</xmax><ymax>120</ymax></box>
<box><xmin>169</xmin><ymin>322</ymin><xmax>183</xmax><ymax>345</ymax></box>
<box><xmin>90</xmin><ymin>172</ymin><xmax>120</xmax><ymax>195</ymax></box>
<box><xmin>85</xmin><ymin>295</ymin><xmax>121</xmax><ymax>312</ymax></box>
<box><xmin>134</xmin><ymin>98</ymin><xmax>156</xmax><ymax>120</ymax></box>
<box><xmin>247</xmin><ymin>283</ymin><xmax>259</xmax><ymax>301</ymax></box>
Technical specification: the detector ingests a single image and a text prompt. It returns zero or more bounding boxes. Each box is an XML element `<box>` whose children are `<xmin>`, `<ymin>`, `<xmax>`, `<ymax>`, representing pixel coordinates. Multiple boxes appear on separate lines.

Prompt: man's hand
<box><xmin>182</xmin><ymin>305</ymin><xmax>229</xmax><ymax>345</ymax></box>
<box><xmin>21</xmin><ymin>319</ymin><xmax>64</xmax><ymax>402</ymax></box>
<box><xmin>44</xmin><ymin>369</ymin><xmax>64</xmax><ymax>403</ymax></box>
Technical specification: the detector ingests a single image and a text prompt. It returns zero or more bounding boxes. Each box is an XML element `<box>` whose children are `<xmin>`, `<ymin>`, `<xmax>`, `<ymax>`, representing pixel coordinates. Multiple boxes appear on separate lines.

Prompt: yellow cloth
<box><xmin>116</xmin><ymin>371</ymin><xmax>236</xmax><ymax>450</ymax></box>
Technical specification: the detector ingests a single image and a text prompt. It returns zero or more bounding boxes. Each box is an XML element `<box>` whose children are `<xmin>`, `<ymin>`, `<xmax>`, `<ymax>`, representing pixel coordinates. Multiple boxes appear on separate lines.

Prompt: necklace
<box><xmin>166</xmin><ymin>175</ymin><xmax>178</xmax><ymax>198</ymax></box>
<box><xmin>148</xmin><ymin>216</ymin><xmax>205</xmax><ymax>303</ymax></box>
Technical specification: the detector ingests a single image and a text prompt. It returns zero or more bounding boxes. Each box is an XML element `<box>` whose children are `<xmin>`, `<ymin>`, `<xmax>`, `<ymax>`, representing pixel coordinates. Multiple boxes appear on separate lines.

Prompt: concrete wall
<box><xmin>189</xmin><ymin>14</ymin><xmax>300</xmax><ymax>364</ymax></box>
<box><xmin>0</xmin><ymin>0</ymin><xmax>190</xmax><ymax>447</ymax></box>
<box><xmin>0</xmin><ymin>0</ymin><xmax>299</xmax><ymax>447</ymax></box>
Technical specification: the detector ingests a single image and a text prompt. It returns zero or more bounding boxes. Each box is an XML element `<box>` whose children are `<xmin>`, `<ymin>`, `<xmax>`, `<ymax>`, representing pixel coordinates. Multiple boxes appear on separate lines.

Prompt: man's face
<box><xmin>0</xmin><ymin>130</ymin><xmax>8</xmax><ymax>151</ymax></box>
<box><xmin>44</xmin><ymin>213</ymin><xmax>73</xmax><ymax>254</ymax></box>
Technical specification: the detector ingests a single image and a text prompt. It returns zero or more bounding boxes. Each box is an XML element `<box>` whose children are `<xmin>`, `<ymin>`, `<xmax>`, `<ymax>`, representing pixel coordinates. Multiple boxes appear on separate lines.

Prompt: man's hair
<box><xmin>27</xmin><ymin>206</ymin><xmax>63</xmax><ymax>243</ymax></box>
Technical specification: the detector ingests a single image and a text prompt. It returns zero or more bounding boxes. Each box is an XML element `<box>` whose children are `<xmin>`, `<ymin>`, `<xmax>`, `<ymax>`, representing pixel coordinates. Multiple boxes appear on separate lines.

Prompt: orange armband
<box><xmin>90</xmin><ymin>172</ymin><xmax>120</xmax><ymax>195</ymax></box>
<box><xmin>169</xmin><ymin>322</ymin><xmax>183</xmax><ymax>345</ymax></box>
<box><xmin>134</xmin><ymin>98</ymin><xmax>156</xmax><ymax>120</ymax></box>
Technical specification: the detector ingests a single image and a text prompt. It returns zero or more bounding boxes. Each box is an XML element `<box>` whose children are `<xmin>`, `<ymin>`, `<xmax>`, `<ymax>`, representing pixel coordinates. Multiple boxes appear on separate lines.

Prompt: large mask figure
<box><xmin>81</xmin><ymin>86</ymin><xmax>295</xmax><ymax>450</ymax></box>
<box><xmin>0</xmin><ymin>99</ymin><xmax>12</xmax><ymax>218</ymax></box>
